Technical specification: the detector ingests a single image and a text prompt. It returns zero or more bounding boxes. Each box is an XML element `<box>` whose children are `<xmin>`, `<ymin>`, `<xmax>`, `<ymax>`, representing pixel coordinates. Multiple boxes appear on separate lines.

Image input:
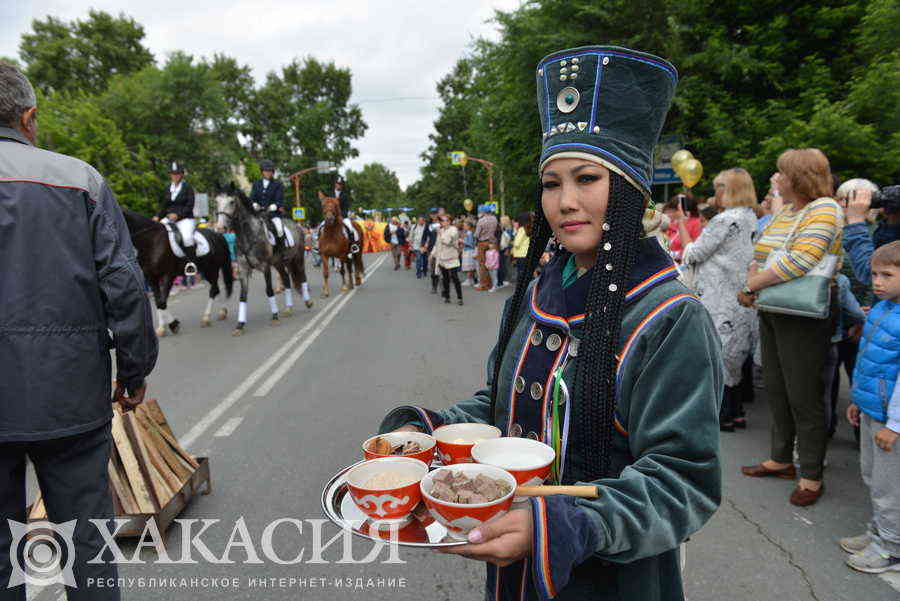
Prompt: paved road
<box><xmin>27</xmin><ymin>252</ymin><xmax>899</xmax><ymax>600</ymax></box>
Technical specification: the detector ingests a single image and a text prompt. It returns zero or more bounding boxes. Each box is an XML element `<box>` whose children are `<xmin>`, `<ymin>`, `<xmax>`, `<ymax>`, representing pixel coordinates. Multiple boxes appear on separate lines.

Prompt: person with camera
<box><xmin>841</xmin><ymin>181</ymin><xmax>900</xmax><ymax>286</ymax></box>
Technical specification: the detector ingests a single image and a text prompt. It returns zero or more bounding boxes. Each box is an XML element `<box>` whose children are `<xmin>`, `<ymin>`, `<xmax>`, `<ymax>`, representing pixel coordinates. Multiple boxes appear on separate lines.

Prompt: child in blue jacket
<box><xmin>843</xmin><ymin>240</ymin><xmax>900</xmax><ymax>574</ymax></box>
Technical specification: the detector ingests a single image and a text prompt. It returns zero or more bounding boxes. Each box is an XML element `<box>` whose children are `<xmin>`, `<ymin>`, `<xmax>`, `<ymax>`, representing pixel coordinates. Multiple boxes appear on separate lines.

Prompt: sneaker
<box><xmin>461</xmin><ymin>280</ymin><xmax>470</xmax><ymax>287</ymax></box>
<box><xmin>840</xmin><ymin>533</ymin><xmax>872</xmax><ymax>554</ymax></box>
<box><xmin>488</xmin><ymin>287</ymin><xmax>497</xmax><ymax>292</ymax></box>
<box><xmin>846</xmin><ymin>542</ymin><xmax>900</xmax><ymax>574</ymax></box>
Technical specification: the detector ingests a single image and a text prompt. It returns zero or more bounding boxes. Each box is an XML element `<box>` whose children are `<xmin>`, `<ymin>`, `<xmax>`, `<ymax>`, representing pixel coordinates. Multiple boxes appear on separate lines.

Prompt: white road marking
<box><xmin>253</xmin><ymin>255</ymin><xmax>386</xmax><ymax>397</ymax></box>
<box><xmin>178</xmin><ymin>254</ymin><xmax>385</xmax><ymax>449</ymax></box>
<box><xmin>213</xmin><ymin>417</ymin><xmax>244</xmax><ymax>437</ymax></box>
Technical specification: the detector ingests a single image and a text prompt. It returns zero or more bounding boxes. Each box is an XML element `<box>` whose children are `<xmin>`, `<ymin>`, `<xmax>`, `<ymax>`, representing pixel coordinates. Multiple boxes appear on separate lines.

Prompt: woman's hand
<box><xmin>737</xmin><ymin>290</ymin><xmax>756</xmax><ymax>308</ymax></box>
<box><xmin>438</xmin><ymin>508</ymin><xmax>533</xmax><ymax>567</ymax></box>
<box><xmin>846</xmin><ymin>403</ymin><xmax>860</xmax><ymax>427</ymax></box>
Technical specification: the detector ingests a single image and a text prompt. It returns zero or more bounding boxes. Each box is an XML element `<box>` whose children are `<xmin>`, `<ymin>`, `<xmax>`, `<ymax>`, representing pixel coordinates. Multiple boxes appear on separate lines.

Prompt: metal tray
<box><xmin>321</xmin><ymin>460</ymin><xmax>466</xmax><ymax>548</ymax></box>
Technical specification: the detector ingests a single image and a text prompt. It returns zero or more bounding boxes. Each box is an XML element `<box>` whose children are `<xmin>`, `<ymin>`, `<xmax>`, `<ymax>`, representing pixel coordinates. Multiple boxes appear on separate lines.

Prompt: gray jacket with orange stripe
<box><xmin>380</xmin><ymin>237</ymin><xmax>724</xmax><ymax>601</ymax></box>
<box><xmin>0</xmin><ymin>127</ymin><xmax>157</xmax><ymax>442</ymax></box>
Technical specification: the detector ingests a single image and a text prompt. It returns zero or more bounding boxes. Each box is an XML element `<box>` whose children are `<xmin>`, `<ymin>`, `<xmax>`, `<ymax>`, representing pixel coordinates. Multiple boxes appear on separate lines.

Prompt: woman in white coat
<box><xmin>434</xmin><ymin>214</ymin><xmax>463</xmax><ymax>305</ymax></box>
<box><xmin>680</xmin><ymin>168</ymin><xmax>759</xmax><ymax>430</ymax></box>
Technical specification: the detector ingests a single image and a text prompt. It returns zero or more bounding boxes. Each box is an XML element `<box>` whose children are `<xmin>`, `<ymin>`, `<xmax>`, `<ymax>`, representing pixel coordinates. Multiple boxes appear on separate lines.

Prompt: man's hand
<box><xmin>166</xmin><ymin>213</ymin><xmax>178</xmax><ymax>221</ymax></box>
<box><xmin>846</xmin><ymin>403</ymin><xmax>861</xmax><ymax>427</ymax></box>
<box><xmin>113</xmin><ymin>382</ymin><xmax>147</xmax><ymax>410</ymax></box>
<box><xmin>846</xmin><ymin>188</ymin><xmax>872</xmax><ymax>225</ymax></box>
<box><xmin>875</xmin><ymin>427</ymin><xmax>899</xmax><ymax>452</ymax></box>
<box><xmin>252</xmin><ymin>202</ymin><xmax>261</xmax><ymax>211</ymax></box>
<box><xmin>438</xmin><ymin>508</ymin><xmax>533</xmax><ymax>567</ymax></box>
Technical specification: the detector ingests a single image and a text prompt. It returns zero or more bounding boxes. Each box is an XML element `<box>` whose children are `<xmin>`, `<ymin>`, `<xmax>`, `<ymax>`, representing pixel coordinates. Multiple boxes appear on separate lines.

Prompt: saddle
<box><xmin>163</xmin><ymin>223</ymin><xmax>210</xmax><ymax>258</ymax></box>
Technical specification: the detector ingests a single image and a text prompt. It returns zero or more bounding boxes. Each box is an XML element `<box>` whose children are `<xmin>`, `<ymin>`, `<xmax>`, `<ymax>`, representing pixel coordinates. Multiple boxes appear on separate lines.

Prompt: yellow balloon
<box><xmin>670</xmin><ymin>149</ymin><xmax>693</xmax><ymax>171</ymax></box>
<box><xmin>463</xmin><ymin>198</ymin><xmax>474</xmax><ymax>212</ymax></box>
<box><xmin>678</xmin><ymin>158</ymin><xmax>703</xmax><ymax>188</ymax></box>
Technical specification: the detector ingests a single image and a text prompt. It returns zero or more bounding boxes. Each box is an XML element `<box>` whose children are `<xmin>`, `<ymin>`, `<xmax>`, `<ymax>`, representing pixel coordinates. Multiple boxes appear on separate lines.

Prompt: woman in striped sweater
<box><xmin>738</xmin><ymin>148</ymin><xmax>843</xmax><ymax>506</ymax></box>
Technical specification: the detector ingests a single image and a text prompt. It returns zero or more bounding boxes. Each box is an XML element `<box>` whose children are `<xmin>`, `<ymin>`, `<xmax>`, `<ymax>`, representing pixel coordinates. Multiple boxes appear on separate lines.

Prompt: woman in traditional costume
<box><xmin>378</xmin><ymin>45</ymin><xmax>723</xmax><ymax>601</ymax></box>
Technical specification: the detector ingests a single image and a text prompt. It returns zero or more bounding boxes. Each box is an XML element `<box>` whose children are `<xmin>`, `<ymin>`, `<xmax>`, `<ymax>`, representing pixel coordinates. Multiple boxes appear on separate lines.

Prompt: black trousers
<box><xmin>440</xmin><ymin>266</ymin><xmax>462</xmax><ymax>300</ymax></box>
<box><xmin>0</xmin><ymin>423</ymin><xmax>120</xmax><ymax>601</ymax></box>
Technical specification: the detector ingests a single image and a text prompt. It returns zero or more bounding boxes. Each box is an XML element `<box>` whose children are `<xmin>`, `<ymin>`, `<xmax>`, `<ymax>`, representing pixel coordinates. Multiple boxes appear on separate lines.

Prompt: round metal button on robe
<box><xmin>514</xmin><ymin>376</ymin><xmax>525</xmax><ymax>393</ymax></box>
<box><xmin>530</xmin><ymin>329</ymin><xmax>544</xmax><ymax>346</ymax></box>
<box><xmin>569</xmin><ymin>337</ymin><xmax>580</xmax><ymax>357</ymax></box>
<box><xmin>527</xmin><ymin>431</ymin><xmax>539</xmax><ymax>440</ymax></box>
<box><xmin>546</xmin><ymin>333</ymin><xmax>562</xmax><ymax>352</ymax></box>
<box><xmin>530</xmin><ymin>381</ymin><xmax>544</xmax><ymax>400</ymax></box>
<box><xmin>509</xmin><ymin>423</ymin><xmax>523</xmax><ymax>438</ymax></box>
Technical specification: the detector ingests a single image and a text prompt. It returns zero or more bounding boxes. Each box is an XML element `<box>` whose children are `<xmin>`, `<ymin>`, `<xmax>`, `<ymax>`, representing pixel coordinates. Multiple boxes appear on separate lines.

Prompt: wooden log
<box><xmin>140</xmin><ymin>422</ymin><xmax>183</xmax><ymax>496</ymax></box>
<box><xmin>121</xmin><ymin>412</ymin><xmax>162</xmax><ymax>512</ymax></box>
<box><xmin>110</xmin><ymin>413</ymin><xmax>156</xmax><ymax>514</ymax></box>
<box><xmin>142</xmin><ymin>400</ymin><xmax>176</xmax><ymax>440</ymax></box>
<box><xmin>135</xmin><ymin>412</ymin><xmax>193</xmax><ymax>483</ymax></box>
<box><xmin>108</xmin><ymin>449</ymin><xmax>140</xmax><ymax>515</ymax></box>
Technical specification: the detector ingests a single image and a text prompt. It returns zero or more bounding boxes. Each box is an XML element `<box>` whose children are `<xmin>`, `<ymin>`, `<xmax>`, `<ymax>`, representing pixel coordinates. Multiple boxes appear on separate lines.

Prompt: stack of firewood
<box><xmin>29</xmin><ymin>400</ymin><xmax>200</xmax><ymax>520</ymax></box>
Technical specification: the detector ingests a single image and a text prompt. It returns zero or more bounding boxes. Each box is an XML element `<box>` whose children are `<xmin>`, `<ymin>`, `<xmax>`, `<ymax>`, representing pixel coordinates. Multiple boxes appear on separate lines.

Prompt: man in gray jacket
<box><xmin>0</xmin><ymin>62</ymin><xmax>157</xmax><ymax>600</ymax></box>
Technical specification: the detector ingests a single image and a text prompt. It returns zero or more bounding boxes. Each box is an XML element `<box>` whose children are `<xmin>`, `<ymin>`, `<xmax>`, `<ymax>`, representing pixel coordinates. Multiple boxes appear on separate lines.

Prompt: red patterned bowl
<box><xmin>362</xmin><ymin>432</ymin><xmax>437</xmax><ymax>466</ymax></box>
<box><xmin>420</xmin><ymin>463</ymin><xmax>516</xmax><ymax>541</ymax></box>
<box><xmin>432</xmin><ymin>423</ymin><xmax>501</xmax><ymax>465</ymax></box>
<box><xmin>472</xmin><ymin>437</ymin><xmax>555</xmax><ymax>501</ymax></box>
<box><xmin>345</xmin><ymin>457</ymin><xmax>429</xmax><ymax>528</ymax></box>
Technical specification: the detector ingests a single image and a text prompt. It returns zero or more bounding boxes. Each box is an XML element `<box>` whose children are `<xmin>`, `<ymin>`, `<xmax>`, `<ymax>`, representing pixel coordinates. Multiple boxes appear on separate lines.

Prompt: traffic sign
<box><xmin>652</xmin><ymin>134</ymin><xmax>684</xmax><ymax>185</ymax></box>
<box><xmin>292</xmin><ymin>207</ymin><xmax>306</xmax><ymax>221</ymax></box>
<box><xmin>449</xmin><ymin>151</ymin><xmax>468</xmax><ymax>166</ymax></box>
<box><xmin>483</xmin><ymin>201</ymin><xmax>499</xmax><ymax>214</ymax></box>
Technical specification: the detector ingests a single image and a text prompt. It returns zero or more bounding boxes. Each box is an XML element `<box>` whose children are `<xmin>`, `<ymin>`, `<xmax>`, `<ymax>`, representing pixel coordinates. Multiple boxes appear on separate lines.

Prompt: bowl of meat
<box><xmin>420</xmin><ymin>463</ymin><xmax>516</xmax><ymax>540</ymax></box>
<box><xmin>362</xmin><ymin>432</ymin><xmax>437</xmax><ymax>466</ymax></box>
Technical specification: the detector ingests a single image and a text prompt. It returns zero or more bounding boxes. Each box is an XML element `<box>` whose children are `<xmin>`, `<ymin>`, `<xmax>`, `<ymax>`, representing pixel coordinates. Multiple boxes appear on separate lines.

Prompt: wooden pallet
<box><xmin>28</xmin><ymin>399</ymin><xmax>211</xmax><ymax>538</ymax></box>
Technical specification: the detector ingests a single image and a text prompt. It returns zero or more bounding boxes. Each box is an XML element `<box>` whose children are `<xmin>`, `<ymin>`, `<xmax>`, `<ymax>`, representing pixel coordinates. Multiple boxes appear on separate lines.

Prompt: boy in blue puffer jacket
<box><xmin>842</xmin><ymin>240</ymin><xmax>900</xmax><ymax>574</ymax></box>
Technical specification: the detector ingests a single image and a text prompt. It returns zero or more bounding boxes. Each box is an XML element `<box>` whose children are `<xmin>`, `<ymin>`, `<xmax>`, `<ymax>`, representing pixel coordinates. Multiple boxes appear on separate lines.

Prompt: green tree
<box><xmin>20</xmin><ymin>10</ymin><xmax>154</xmax><ymax>94</ymax></box>
<box><xmin>37</xmin><ymin>91</ymin><xmax>157</xmax><ymax>213</ymax></box>
<box><xmin>413</xmin><ymin>0</ymin><xmax>899</xmax><ymax>209</ymax></box>
<box><xmin>100</xmin><ymin>51</ymin><xmax>243</xmax><ymax>197</ymax></box>
<box><xmin>346</xmin><ymin>163</ymin><xmax>404</xmax><ymax>211</ymax></box>
<box><xmin>243</xmin><ymin>56</ymin><xmax>368</xmax><ymax>221</ymax></box>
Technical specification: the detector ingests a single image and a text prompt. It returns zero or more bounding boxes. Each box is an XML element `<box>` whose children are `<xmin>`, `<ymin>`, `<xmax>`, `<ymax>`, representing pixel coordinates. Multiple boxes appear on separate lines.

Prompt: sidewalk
<box><xmin>684</xmin><ymin>380</ymin><xmax>899</xmax><ymax>601</ymax></box>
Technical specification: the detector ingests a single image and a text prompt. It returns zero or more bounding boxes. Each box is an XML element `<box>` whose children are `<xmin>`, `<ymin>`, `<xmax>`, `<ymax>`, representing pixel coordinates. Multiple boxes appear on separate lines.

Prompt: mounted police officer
<box><xmin>249</xmin><ymin>159</ymin><xmax>289</xmax><ymax>249</ymax></box>
<box><xmin>155</xmin><ymin>161</ymin><xmax>198</xmax><ymax>271</ymax></box>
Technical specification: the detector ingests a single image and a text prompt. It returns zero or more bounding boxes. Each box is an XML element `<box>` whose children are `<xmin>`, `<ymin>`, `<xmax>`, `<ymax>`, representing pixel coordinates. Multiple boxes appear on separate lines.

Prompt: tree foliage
<box><xmin>411</xmin><ymin>0</ymin><xmax>899</xmax><ymax>215</ymax></box>
<box><xmin>12</xmin><ymin>11</ymin><xmax>368</xmax><ymax>217</ymax></box>
<box><xmin>346</xmin><ymin>163</ymin><xmax>404</xmax><ymax>211</ymax></box>
<box><xmin>20</xmin><ymin>10</ymin><xmax>154</xmax><ymax>94</ymax></box>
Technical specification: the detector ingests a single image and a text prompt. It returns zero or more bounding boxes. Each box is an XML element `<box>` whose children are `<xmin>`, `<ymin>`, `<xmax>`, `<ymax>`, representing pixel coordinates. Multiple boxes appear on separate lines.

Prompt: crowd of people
<box><xmin>381</xmin><ymin>205</ymin><xmax>533</xmax><ymax>305</ymax></box>
<box><xmin>650</xmin><ymin>149</ymin><xmax>900</xmax><ymax>574</ymax></box>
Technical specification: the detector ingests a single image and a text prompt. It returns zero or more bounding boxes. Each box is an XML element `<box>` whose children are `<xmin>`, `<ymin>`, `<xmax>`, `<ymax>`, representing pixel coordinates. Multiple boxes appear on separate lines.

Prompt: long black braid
<box><xmin>489</xmin><ymin>182</ymin><xmax>553</xmax><ymax>422</ymax></box>
<box><xmin>489</xmin><ymin>173</ymin><xmax>646</xmax><ymax>480</ymax></box>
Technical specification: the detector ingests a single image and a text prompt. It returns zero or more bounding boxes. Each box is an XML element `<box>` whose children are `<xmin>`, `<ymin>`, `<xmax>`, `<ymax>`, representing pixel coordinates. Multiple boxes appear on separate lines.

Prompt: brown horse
<box><xmin>317</xmin><ymin>191</ymin><xmax>364</xmax><ymax>297</ymax></box>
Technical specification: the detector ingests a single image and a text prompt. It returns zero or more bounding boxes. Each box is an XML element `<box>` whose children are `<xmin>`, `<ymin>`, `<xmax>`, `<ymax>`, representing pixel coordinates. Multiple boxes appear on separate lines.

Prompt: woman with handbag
<box><xmin>737</xmin><ymin>148</ymin><xmax>843</xmax><ymax>506</ymax></box>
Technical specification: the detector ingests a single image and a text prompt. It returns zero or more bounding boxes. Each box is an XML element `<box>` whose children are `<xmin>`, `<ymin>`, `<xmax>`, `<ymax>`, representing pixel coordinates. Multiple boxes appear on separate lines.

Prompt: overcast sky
<box><xmin>0</xmin><ymin>0</ymin><xmax>521</xmax><ymax>187</ymax></box>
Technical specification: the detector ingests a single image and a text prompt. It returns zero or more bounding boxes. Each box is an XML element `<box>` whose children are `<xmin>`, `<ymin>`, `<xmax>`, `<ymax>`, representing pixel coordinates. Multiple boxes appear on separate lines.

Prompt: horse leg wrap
<box><xmin>238</xmin><ymin>301</ymin><xmax>248</xmax><ymax>324</ymax></box>
<box><xmin>301</xmin><ymin>282</ymin><xmax>310</xmax><ymax>301</ymax></box>
<box><xmin>284</xmin><ymin>288</ymin><xmax>294</xmax><ymax>308</ymax></box>
<box><xmin>268</xmin><ymin>296</ymin><xmax>278</xmax><ymax>315</ymax></box>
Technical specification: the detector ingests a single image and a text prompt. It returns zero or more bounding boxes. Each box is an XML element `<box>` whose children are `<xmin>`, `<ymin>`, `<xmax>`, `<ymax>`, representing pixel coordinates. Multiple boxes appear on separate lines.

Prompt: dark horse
<box><xmin>122</xmin><ymin>209</ymin><xmax>233</xmax><ymax>336</ymax></box>
<box><xmin>317</xmin><ymin>191</ymin><xmax>364</xmax><ymax>297</ymax></box>
<box><xmin>215</xmin><ymin>185</ymin><xmax>312</xmax><ymax>336</ymax></box>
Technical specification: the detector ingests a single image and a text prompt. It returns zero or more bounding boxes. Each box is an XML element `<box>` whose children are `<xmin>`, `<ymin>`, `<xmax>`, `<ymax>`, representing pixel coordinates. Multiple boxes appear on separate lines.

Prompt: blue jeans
<box><xmin>414</xmin><ymin>251</ymin><xmax>427</xmax><ymax>278</ymax></box>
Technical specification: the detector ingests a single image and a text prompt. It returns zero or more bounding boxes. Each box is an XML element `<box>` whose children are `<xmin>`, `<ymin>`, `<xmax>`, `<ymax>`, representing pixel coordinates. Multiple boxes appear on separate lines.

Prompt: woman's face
<box><xmin>776</xmin><ymin>171</ymin><xmax>795</xmax><ymax>200</ymax></box>
<box><xmin>540</xmin><ymin>158</ymin><xmax>611</xmax><ymax>257</ymax></box>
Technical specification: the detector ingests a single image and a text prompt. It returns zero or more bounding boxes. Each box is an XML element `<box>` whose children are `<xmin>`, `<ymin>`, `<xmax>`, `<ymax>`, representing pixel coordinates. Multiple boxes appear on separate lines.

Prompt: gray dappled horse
<box><xmin>215</xmin><ymin>185</ymin><xmax>313</xmax><ymax>336</ymax></box>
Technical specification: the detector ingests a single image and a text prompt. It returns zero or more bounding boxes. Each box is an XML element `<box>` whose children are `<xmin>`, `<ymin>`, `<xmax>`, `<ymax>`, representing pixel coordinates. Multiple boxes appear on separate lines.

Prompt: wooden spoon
<box><xmin>515</xmin><ymin>485</ymin><xmax>599</xmax><ymax>498</ymax></box>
